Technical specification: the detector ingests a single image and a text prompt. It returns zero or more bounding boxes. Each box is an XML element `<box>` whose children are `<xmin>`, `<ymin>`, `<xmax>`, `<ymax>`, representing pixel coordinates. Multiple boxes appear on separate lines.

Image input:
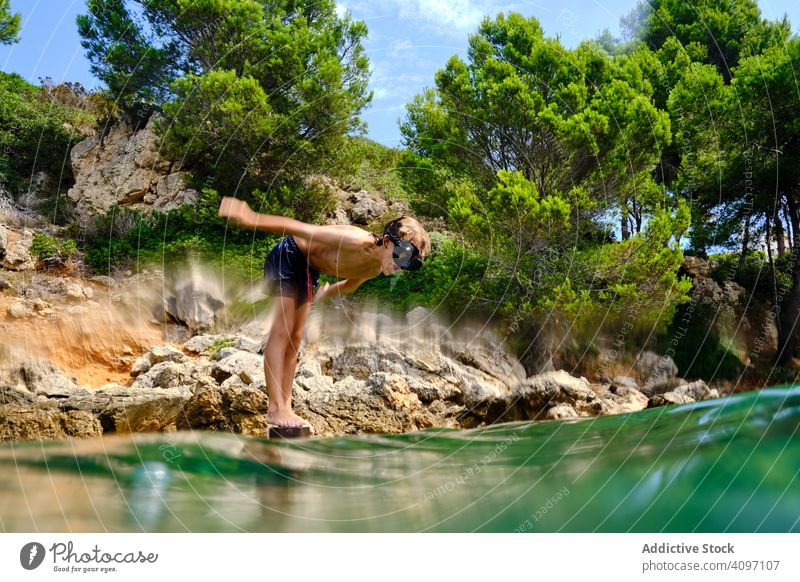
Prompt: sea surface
<box><xmin>1</xmin><ymin>387</ymin><xmax>799</xmax><ymax>532</ymax></box>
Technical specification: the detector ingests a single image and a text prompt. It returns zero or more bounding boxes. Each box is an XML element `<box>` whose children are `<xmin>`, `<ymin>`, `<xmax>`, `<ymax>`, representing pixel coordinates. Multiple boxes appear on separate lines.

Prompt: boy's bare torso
<box><xmin>294</xmin><ymin>225</ymin><xmax>383</xmax><ymax>280</ymax></box>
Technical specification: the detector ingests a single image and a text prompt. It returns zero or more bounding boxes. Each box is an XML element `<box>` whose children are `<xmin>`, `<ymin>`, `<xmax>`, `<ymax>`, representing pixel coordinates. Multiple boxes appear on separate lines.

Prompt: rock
<box><xmin>177</xmin><ymin>383</ymin><xmax>270</xmax><ymax>436</ymax></box>
<box><xmin>0</xmin><ymin>224</ymin><xmax>6</xmax><ymax>255</ymax></box>
<box><xmin>294</xmin><ymin>374</ymin><xmax>442</xmax><ymax>436</ymax></box>
<box><xmin>0</xmin><ymin>405</ymin><xmax>102</xmax><ymax>442</ymax></box>
<box><xmin>213</xmin><ymin>346</ymin><xmax>238</xmax><ymax>361</ymax></box>
<box><xmin>56</xmin><ymin>383</ymin><xmax>193</xmax><ymax>433</ymax></box>
<box><xmin>326</xmin><ymin>207</ymin><xmax>349</xmax><ymax>226</ymax></box>
<box><xmin>635</xmin><ymin>351</ymin><xmax>678</xmax><ymax>389</ymax></box>
<box><xmin>130</xmin><ymin>345</ymin><xmax>187</xmax><ymax>377</ymax></box>
<box><xmin>185</xmin><ymin>334</ymin><xmax>220</xmax><ymax>354</ymax></box>
<box><xmin>18</xmin><ymin>361</ymin><xmax>81</xmax><ymax>398</ymax></box>
<box><xmin>610</xmin><ymin>376</ymin><xmax>640</xmax><ymax>391</ymax></box>
<box><xmin>82</xmin><ymin>286</ymin><xmax>94</xmax><ymax>299</ymax></box>
<box><xmin>673</xmin><ymin>379</ymin><xmax>719</xmax><ymax>401</ymax></box>
<box><xmin>0</xmin><ymin>385</ymin><xmax>38</xmax><ymax>406</ymax></box>
<box><xmin>723</xmin><ymin>281</ymin><xmax>745</xmax><ymax>304</ymax></box>
<box><xmin>545</xmin><ymin>403</ymin><xmax>579</xmax><ymax>420</ymax></box>
<box><xmin>98</xmin><ymin>388</ymin><xmax>190</xmax><ymax>433</ymax></box>
<box><xmin>131</xmin><ymin>360</ymin><xmax>202</xmax><ymax>390</ymax></box>
<box><xmin>64</xmin><ymin>283</ymin><xmax>85</xmax><ymax>300</ymax></box>
<box><xmin>90</xmin><ymin>275</ymin><xmax>117</xmax><ymax>288</ymax></box>
<box><xmin>234</xmin><ymin>335</ymin><xmax>264</xmax><ymax>354</ymax></box>
<box><xmin>67</xmin><ymin>117</ymin><xmax>198</xmax><ymax>223</ymax></box>
<box><xmin>593</xmin><ymin>383</ymin><xmax>649</xmax><ymax>414</ymax></box>
<box><xmin>1</xmin><ymin>229</ymin><xmax>34</xmax><ymax>270</ymax></box>
<box><xmin>152</xmin><ymin>171</ymin><xmax>197</xmax><ymax>211</ymax></box>
<box><xmin>296</xmin><ymin>359</ymin><xmax>322</xmax><ymax>378</ymax></box>
<box><xmin>348</xmin><ymin>190</ymin><xmax>387</xmax><ymax>224</ymax></box>
<box><xmin>165</xmin><ymin>268</ymin><xmax>224</xmax><ymax>331</ymax></box>
<box><xmin>66</xmin><ymin>305</ymin><xmax>88</xmax><ymax>316</ymax></box>
<box><xmin>648</xmin><ymin>392</ymin><xmax>696</xmax><ymax>407</ymax></box>
<box><xmin>406</xmin><ymin>306</ymin><xmax>434</xmax><ymax>327</ymax></box>
<box><xmin>211</xmin><ymin>350</ymin><xmax>264</xmax><ymax>386</ymax></box>
<box><xmin>680</xmin><ymin>256</ymin><xmax>715</xmax><ymax>279</ymax></box>
<box><xmin>640</xmin><ymin>376</ymin><xmax>683</xmax><ymax>397</ymax></box>
<box><xmin>482</xmin><ymin>370</ymin><xmax>605</xmax><ymax>423</ymax></box>
<box><xmin>295</xmin><ymin>374</ymin><xmax>335</xmax><ymax>392</ymax></box>
<box><xmin>7</xmin><ymin>301</ymin><xmax>33</xmax><ymax>319</ymax></box>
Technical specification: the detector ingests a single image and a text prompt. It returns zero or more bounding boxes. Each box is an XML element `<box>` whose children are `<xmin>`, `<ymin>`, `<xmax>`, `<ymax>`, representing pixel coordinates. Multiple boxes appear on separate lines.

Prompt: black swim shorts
<box><xmin>263</xmin><ymin>235</ymin><xmax>320</xmax><ymax>304</ymax></box>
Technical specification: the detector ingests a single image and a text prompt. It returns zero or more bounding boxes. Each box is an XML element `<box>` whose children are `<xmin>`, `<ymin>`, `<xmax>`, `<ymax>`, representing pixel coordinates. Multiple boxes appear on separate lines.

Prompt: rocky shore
<box><xmin>0</xmin><ymin>267</ymin><xmax>720</xmax><ymax>442</ymax></box>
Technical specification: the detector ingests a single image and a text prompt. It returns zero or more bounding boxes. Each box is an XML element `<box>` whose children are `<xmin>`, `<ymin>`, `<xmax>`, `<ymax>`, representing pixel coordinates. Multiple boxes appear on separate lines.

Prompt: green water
<box><xmin>1</xmin><ymin>387</ymin><xmax>799</xmax><ymax>532</ymax></box>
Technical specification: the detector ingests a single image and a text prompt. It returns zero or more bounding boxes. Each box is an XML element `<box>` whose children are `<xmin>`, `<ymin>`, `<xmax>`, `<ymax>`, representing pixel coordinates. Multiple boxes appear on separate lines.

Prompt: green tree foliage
<box><xmin>0</xmin><ymin>0</ymin><xmax>20</xmax><ymax>45</ymax></box>
<box><xmin>0</xmin><ymin>73</ymin><xmax>95</xmax><ymax>197</ymax></box>
<box><xmin>731</xmin><ymin>38</ymin><xmax>800</xmax><ymax>364</ymax></box>
<box><xmin>400</xmin><ymin>14</ymin><xmax>670</xmax><ymax>234</ymax></box>
<box><xmin>77</xmin><ymin>0</ymin><xmax>371</xmax><ymax>196</ymax></box>
<box><xmin>632</xmin><ymin>0</ymin><xmax>789</xmax><ymax>81</ymax></box>
<box><xmin>398</xmin><ymin>13</ymin><xmax>689</xmax><ymax>337</ymax></box>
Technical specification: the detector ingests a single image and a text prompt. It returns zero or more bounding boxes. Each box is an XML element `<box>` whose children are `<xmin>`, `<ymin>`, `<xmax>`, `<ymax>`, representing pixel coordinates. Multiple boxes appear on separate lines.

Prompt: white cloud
<box><xmin>335</xmin><ymin>2</ymin><xmax>348</xmax><ymax>18</ymax></box>
<box><xmin>388</xmin><ymin>39</ymin><xmax>416</xmax><ymax>58</ymax></box>
<box><xmin>372</xmin><ymin>86</ymin><xmax>391</xmax><ymax>100</ymax></box>
<box><xmin>395</xmin><ymin>0</ymin><xmax>485</xmax><ymax>33</ymax></box>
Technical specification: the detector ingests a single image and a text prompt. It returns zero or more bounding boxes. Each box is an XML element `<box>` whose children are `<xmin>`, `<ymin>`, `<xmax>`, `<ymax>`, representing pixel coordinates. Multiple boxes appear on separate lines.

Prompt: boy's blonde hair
<box><xmin>383</xmin><ymin>216</ymin><xmax>431</xmax><ymax>259</ymax></box>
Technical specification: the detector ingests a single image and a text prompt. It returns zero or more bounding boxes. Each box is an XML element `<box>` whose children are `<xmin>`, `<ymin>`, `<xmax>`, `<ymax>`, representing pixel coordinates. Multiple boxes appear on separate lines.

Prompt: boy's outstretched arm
<box><xmin>314</xmin><ymin>278</ymin><xmax>367</xmax><ymax>302</ymax></box>
<box><xmin>218</xmin><ymin>197</ymin><xmax>365</xmax><ymax>247</ymax></box>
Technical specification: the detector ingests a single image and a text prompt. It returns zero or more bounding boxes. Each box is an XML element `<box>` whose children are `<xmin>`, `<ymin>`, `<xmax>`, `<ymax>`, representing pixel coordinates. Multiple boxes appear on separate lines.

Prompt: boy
<box><xmin>218</xmin><ymin>196</ymin><xmax>430</xmax><ymax>432</ymax></box>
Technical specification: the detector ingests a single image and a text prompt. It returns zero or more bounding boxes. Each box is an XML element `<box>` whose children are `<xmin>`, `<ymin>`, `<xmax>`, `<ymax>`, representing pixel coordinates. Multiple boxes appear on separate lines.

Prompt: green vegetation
<box><xmin>0</xmin><ymin>0</ymin><xmax>20</xmax><ymax>45</ymax></box>
<box><xmin>0</xmin><ymin>73</ymin><xmax>96</xmax><ymax>201</ymax></box>
<box><xmin>30</xmin><ymin>233</ymin><xmax>78</xmax><ymax>265</ymax></box>
<box><xmin>82</xmin><ymin>190</ymin><xmax>277</xmax><ymax>278</ymax></box>
<box><xmin>398</xmin><ymin>12</ymin><xmax>691</xmax><ymax>340</ymax></box>
<box><xmin>208</xmin><ymin>337</ymin><xmax>235</xmax><ymax>359</ymax></box>
<box><xmin>77</xmin><ymin>0</ymin><xmax>371</xmax><ymax>197</ymax></box>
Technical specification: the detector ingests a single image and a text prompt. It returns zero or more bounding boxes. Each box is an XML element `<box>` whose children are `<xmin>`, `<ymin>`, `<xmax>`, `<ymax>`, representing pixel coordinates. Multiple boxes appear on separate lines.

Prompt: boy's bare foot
<box><xmin>267</xmin><ymin>409</ymin><xmax>316</xmax><ymax>434</ymax></box>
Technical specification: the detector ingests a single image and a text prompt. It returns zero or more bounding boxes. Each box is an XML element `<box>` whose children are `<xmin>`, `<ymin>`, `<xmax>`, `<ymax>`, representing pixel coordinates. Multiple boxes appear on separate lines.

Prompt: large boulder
<box><xmin>1</xmin><ymin>228</ymin><xmax>34</xmax><ymax>270</ymax></box>
<box><xmin>178</xmin><ymin>383</ymin><xmax>270</xmax><ymax>436</ymax></box>
<box><xmin>348</xmin><ymin>190</ymin><xmax>387</xmax><ymax>224</ymax></box>
<box><xmin>294</xmin><ymin>374</ymin><xmax>447</xmax><ymax>436</ymax></box>
<box><xmin>478</xmin><ymin>370</ymin><xmax>606</xmax><ymax>424</ymax></box>
<box><xmin>59</xmin><ymin>383</ymin><xmax>192</xmax><ymax>433</ymax></box>
<box><xmin>67</xmin><ymin>117</ymin><xmax>198</xmax><ymax>223</ymax></box>
<box><xmin>635</xmin><ymin>351</ymin><xmax>680</xmax><ymax>395</ymax></box>
<box><xmin>0</xmin><ymin>404</ymin><xmax>102</xmax><ymax>442</ymax></box>
<box><xmin>0</xmin><ymin>360</ymin><xmax>83</xmax><ymax>399</ymax></box>
<box><xmin>211</xmin><ymin>349</ymin><xmax>264</xmax><ymax>389</ymax></box>
<box><xmin>164</xmin><ymin>268</ymin><xmax>225</xmax><ymax>331</ymax></box>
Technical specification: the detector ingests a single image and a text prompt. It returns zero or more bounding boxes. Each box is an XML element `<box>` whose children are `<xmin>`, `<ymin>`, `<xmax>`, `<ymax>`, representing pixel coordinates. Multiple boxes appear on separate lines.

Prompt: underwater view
<box><xmin>1</xmin><ymin>386</ymin><xmax>798</xmax><ymax>533</ymax></box>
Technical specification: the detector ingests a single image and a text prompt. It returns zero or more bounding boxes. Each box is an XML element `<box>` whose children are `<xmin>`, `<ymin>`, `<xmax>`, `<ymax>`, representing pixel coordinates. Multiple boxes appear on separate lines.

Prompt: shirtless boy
<box><xmin>218</xmin><ymin>196</ymin><xmax>430</xmax><ymax>432</ymax></box>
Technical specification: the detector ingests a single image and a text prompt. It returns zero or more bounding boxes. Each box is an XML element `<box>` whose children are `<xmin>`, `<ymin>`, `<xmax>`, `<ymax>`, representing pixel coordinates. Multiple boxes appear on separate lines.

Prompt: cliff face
<box><xmin>66</xmin><ymin>117</ymin><xmax>198</xmax><ymax>223</ymax></box>
<box><xmin>679</xmin><ymin>256</ymin><xmax>780</xmax><ymax>372</ymax></box>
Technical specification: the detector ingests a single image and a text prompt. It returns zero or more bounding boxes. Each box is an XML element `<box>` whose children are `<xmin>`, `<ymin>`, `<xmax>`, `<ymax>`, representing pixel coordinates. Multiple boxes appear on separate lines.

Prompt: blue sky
<box><xmin>1</xmin><ymin>0</ymin><xmax>799</xmax><ymax>146</ymax></box>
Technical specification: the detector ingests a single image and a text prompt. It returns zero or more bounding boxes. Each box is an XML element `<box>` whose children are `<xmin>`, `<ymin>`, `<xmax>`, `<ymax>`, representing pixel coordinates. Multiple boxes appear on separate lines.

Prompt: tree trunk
<box><xmin>775</xmin><ymin>206</ymin><xmax>786</xmax><ymax>257</ymax></box>
<box><xmin>783</xmin><ymin>204</ymin><xmax>796</xmax><ymax>249</ymax></box>
<box><xmin>738</xmin><ymin>206</ymin><xmax>752</xmax><ymax>270</ymax></box>
<box><xmin>621</xmin><ymin>203</ymin><xmax>629</xmax><ymax>241</ymax></box>
<box><xmin>766</xmin><ymin>213</ymin><xmax>782</xmax><ymax>338</ymax></box>
<box><xmin>776</xmin><ymin>196</ymin><xmax>800</xmax><ymax>366</ymax></box>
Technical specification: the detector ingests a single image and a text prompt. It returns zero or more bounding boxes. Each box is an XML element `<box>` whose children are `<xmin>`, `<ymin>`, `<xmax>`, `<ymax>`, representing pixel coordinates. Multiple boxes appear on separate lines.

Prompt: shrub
<box><xmin>30</xmin><ymin>233</ymin><xmax>78</xmax><ymax>268</ymax></box>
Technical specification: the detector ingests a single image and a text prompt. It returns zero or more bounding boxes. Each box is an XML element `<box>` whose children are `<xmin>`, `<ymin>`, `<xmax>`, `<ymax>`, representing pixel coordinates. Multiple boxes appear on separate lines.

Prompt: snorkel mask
<box><xmin>381</xmin><ymin>231</ymin><xmax>423</xmax><ymax>271</ymax></box>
